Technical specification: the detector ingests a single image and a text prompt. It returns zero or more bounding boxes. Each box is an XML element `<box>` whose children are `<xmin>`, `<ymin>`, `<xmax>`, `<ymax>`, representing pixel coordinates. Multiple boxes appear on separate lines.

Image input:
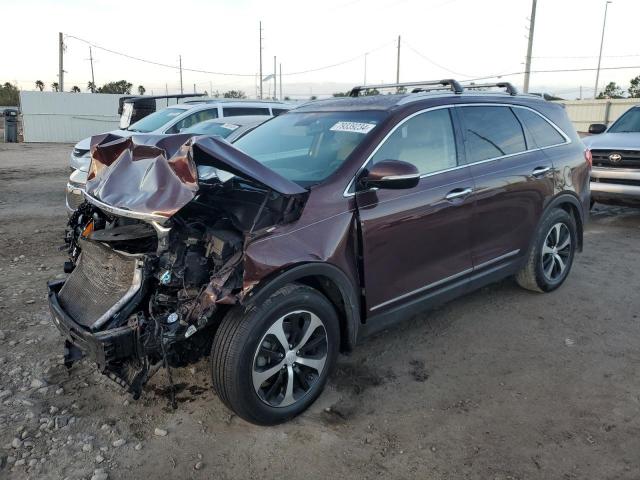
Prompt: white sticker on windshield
<box><xmin>220</xmin><ymin>123</ymin><xmax>240</xmax><ymax>130</ymax></box>
<box><xmin>330</xmin><ymin>121</ymin><xmax>376</xmax><ymax>134</ymax></box>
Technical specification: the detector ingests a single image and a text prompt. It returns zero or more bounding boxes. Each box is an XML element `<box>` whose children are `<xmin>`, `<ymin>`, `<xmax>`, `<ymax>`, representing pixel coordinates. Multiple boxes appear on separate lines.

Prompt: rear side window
<box><xmin>460</xmin><ymin>106</ymin><xmax>526</xmax><ymax>162</ymax></box>
<box><xmin>370</xmin><ymin>108</ymin><xmax>457</xmax><ymax>175</ymax></box>
<box><xmin>272</xmin><ymin>108</ymin><xmax>289</xmax><ymax>116</ymax></box>
<box><xmin>223</xmin><ymin>107</ymin><xmax>270</xmax><ymax>117</ymax></box>
<box><xmin>512</xmin><ymin>108</ymin><xmax>566</xmax><ymax>148</ymax></box>
<box><xmin>166</xmin><ymin>108</ymin><xmax>218</xmax><ymax>133</ymax></box>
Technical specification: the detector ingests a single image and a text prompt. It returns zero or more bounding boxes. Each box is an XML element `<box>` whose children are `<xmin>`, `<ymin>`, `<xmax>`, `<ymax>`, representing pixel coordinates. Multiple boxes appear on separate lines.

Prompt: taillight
<box><xmin>585</xmin><ymin>148</ymin><xmax>592</xmax><ymax>168</ymax></box>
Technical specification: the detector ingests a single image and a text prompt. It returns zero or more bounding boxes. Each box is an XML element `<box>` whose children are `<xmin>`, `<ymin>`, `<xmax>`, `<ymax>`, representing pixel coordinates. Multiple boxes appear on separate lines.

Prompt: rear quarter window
<box><xmin>459</xmin><ymin>106</ymin><xmax>527</xmax><ymax>163</ymax></box>
<box><xmin>513</xmin><ymin>108</ymin><xmax>566</xmax><ymax>148</ymax></box>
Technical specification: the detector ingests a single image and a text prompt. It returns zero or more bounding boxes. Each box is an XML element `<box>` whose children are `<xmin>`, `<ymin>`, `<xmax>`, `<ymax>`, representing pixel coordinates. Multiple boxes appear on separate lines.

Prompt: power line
<box><xmin>402</xmin><ymin>41</ymin><xmax>479</xmax><ymax>78</ymax></box>
<box><xmin>461</xmin><ymin>64</ymin><xmax>640</xmax><ymax>84</ymax></box>
<box><xmin>533</xmin><ymin>53</ymin><xmax>640</xmax><ymax>59</ymax></box>
<box><xmin>64</xmin><ymin>34</ymin><xmax>394</xmax><ymax>78</ymax></box>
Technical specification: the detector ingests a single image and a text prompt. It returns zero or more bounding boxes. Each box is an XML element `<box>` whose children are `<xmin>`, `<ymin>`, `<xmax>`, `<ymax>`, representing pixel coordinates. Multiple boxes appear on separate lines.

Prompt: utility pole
<box><xmin>594</xmin><ymin>1</ymin><xmax>613</xmax><ymax>99</ymax></box>
<box><xmin>364</xmin><ymin>53</ymin><xmax>368</xmax><ymax>86</ymax></box>
<box><xmin>193</xmin><ymin>83</ymin><xmax>196</xmax><ymax>94</ymax></box>
<box><xmin>580</xmin><ymin>85</ymin><xmax>583</xmax><ymax>100</ymax></box>
<box><xmin>89</xmin><ymin>47</ymin><xmax>95</xmax><ymax>92</ymax></box>
<box><xmin>179</xmin><ymin>55</ymin><xmax>183</xmax><ymax>94</ymax></box>
<box><xmin>58</xmin><ymin>32</ymin><xmax>64</xmax><ymax>92</ymax></box>
<box><xmin>523</xmin><ymin>0</ymin><xmax>537</xmax><ymax>93</ymax></box>
<box><xmin>396</xmin><ymin>35</ymin><xmax>401</xmax><ymax>84</ymax></box>
<box><xmin>273</xmin><ymin>56</ymin><xmax>277</xmax><ymax>100</ymax></box>
<box><xmin>209</xmin><ymin>81</ymin><xmax>213</xmax><ymax>97</ymax></box>
<box><xmin>259</xmin><ymin>21</ymin><xmax>263</xmax><ymax>99</ymax></box>
<box><xmin>279</xmin><ymin>63</ymin><xmax>283</xmax><ymax>101</ymax></box>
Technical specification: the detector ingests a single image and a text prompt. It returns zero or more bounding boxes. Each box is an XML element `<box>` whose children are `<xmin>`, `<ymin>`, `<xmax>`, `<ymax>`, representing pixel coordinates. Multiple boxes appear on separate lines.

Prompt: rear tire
<box><xmin>516</xmin><ymin>208</ymin><xmax>577</xmax><ymax>293</ymax></box>
<box><xmin>211</xmin><ymin>283</ymin><xmax>339</xmax><ymax>425</ymax></box>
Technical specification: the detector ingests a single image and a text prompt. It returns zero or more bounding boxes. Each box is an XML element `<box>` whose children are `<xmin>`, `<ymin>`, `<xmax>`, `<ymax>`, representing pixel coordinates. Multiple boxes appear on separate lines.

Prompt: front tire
<box><xmin>211</xmin><ymin>283</ymin><xmax>339</xmax><ymax>425</ymax></box>
<box><xmin>516</xmin><ymin>208</ymin><xmax>577</xmax><ymax>293</ymax></box>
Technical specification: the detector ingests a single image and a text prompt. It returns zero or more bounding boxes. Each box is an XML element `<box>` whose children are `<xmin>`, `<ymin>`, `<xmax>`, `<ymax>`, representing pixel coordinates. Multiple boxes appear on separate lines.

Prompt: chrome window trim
<box><xmin>343</xmin><ymin>103</ymin><xmax>571</xmax><ymax>197</ymax></box>
<box><xmin>370</xmin><ymin>249</ymin><xmax>520</xmax><ymax>312</ymax></box>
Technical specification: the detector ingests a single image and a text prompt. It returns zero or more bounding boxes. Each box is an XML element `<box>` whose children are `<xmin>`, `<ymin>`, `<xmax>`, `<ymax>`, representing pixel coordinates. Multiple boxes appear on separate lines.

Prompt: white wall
<box><xmin>557</xmin><ymin>98</ymin><xmax>640</xmax><ymax>133</ymax></box>
<box><xmin>20</xmin><ymin>91</ymin><xmax>127</xmax><ymax>143</ymax></box>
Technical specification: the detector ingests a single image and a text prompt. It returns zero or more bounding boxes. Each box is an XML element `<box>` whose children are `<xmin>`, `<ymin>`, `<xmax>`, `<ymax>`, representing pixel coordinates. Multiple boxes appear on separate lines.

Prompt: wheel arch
<box><xmin>241</xmin><ymin>263</ymin><xmax>361</xmax><ymax>352</ymax></box>
<box><xmin>543</xmin><ymin>192</ymin><xmax>585</xmax><ymax>252</ymax></box>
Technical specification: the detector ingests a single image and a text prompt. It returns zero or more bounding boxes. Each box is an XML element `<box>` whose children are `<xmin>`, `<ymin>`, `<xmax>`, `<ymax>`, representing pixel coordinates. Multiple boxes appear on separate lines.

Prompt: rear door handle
<box><xmin>532</xmin><ymin>166</ymin><xmax>551</xmax><ymax>177</ymax></box>
<box><xmin>445</xmin><ymin>187</ymin><xmax>473</xmax><ymax>201</ymax></box>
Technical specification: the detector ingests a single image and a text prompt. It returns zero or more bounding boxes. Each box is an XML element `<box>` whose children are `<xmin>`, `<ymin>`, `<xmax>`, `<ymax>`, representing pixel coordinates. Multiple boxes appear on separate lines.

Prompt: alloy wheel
<box><xmin>252</xmin><ymin>310</ymin><xmax>328</xmax><ymax>408</ymax></box>
<box><xmin>541</xmin><ymin>222</ymin><xmax>572</xmax><ymax>282</ymax></box>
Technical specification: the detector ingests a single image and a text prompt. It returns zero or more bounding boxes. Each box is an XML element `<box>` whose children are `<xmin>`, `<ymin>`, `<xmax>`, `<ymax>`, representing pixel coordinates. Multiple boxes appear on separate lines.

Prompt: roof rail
<box><xmin>349</xmin><ymin>79</ymin><xmax>464</xmax><ymax>97</ymax></box>
<box><xmin>464</xmin><ymin>82</ymin><xmax>518</xmax><ymax>96</ymax></box>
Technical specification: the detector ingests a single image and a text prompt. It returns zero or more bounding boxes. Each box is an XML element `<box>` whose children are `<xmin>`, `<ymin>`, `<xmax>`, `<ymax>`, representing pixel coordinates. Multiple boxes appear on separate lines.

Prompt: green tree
<box><xmin>71</xmin><ymin>86</ymin><xmax>81</xmax><ymax>93</ymax></box>
<box><xmin>597</xmin><ymin>81</ymin><xmax>624</xmax><ymax>99</ymax></box>
<box><xmin>332</xmin><ymin>92</ymin><xmax>349</xmax><ymax>97</ymax></box>
<box><xmin>137</xmin><ymin>85</ymin><xmax>146</xmax><ymax>95</ymax></box>
<box><xmin>87</xmin><ymin>81</ymin><xmax>96</xmax><ymax>93</ymax></box>
<box><xmin>363</xmin><ymin>88</ymin><xmax>380</xmax><ymax>96</ymax></box>
<box><xmin>97</xmin><ymin>80</ymin><xmax>133</xmax><ymax>94</ymax></box>
<box><xmin>0</xmin><ymin>82</ymin><xmax>19</xmax><ymax>105</ymax></box>
<box><xmin>223</xmin><ymin>90</ymin><xmax>246</xmax><ymax>99</ymax></box>
<box><xmin>51</xmin><ymin>82</ymin><xmax>59</xmax><ymax>92</ymax></box>
<box><xmin>35</xmin><ymin>80</ymin><xmax>44</xmax><ymax>91</ymax></box>
<box><xmin>310</xmin><ymin>95</ymin><xmax>318</xmax><ymax>100</ymax></box>
<box><xmin>628</xmin><ymin>75</ymin><xmax>640</xmax><ymax>98</ymax></box>
<box><xmin>284</xmin><ymin>96</ymin><xmax>291</xmax><ymax>100</ymax></box>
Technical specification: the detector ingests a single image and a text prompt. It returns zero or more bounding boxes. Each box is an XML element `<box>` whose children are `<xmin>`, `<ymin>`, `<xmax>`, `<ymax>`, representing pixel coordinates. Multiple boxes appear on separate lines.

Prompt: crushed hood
<box><xmin>84</xmin><ymin>133</ymin><xmax>305</xmax><ymax>221</ymax></box>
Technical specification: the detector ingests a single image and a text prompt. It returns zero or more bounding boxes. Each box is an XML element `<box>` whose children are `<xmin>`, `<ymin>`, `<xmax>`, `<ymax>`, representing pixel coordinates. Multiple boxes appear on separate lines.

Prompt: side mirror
<box><xmin>359</xmin><ymin>160</ymin><xmax>420</xmax><ymax>190</ymax></box>
<box><xmin>588</xmin><ymin>123</ymin><xmax>607</xmax><ymax>134</ymax></box>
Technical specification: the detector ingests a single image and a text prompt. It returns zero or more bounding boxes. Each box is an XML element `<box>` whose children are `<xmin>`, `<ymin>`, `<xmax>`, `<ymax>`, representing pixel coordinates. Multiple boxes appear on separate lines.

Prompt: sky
<box><xmin>2</xmin><ymin>0</ymin><xmax>640</xmax><ymax>99</ymax></box>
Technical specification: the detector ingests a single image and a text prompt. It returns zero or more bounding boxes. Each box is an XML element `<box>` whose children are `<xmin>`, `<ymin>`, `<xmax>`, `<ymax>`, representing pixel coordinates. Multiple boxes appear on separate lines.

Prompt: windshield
<box><xmin>608</xmin><ymin>108</ymin><xmax>640</xmax><ymax>133</ymax></box>
<box><xmin>184</xmin><ymin>122</ymin><xmax>240</xmax><ymax>138</ymax></box>
<box><xmin>233</xmin><ymin>111</ymin><xmax>386</xmax><ymax>186</ymax></box>
<box><xmin>127</xmin><ymin>107</ymin><xmax>184</xmax><ymax>133</ymax></box>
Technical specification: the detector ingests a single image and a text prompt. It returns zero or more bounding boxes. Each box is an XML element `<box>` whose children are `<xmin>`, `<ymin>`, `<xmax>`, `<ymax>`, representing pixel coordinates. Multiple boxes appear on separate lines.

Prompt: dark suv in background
<box><xmin>49</xmin><ymin>79</ymin><xmax>590</xmax><ymax>425</ymax></box>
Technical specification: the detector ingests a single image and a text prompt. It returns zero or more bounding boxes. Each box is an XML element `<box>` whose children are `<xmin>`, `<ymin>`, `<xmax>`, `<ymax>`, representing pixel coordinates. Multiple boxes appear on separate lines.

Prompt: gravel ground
<box><xmin>1</xmin><ymin>142</ymin><xmax>639</xmax><ymax>480</ymax></box>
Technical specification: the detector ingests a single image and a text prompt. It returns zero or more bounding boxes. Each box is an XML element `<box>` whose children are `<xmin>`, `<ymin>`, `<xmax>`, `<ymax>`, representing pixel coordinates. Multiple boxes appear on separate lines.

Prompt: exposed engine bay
<box><xmin>50</xmin><ymin>134</ymin><xmax>307</xmax><ymax>403</ymax></box>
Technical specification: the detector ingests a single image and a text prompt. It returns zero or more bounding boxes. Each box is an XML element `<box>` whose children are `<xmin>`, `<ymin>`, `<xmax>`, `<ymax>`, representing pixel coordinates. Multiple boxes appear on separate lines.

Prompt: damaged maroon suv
<box><xmin>48</xmin><ymin>80</ymin><xmax>590</xmax><ymax>425</ymax></box>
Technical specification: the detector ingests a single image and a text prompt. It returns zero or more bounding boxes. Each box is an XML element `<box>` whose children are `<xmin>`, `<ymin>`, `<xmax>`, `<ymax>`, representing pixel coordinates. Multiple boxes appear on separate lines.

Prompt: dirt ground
<box><xmin>1</xmin><ymin>142</ymin><xmax>639</xmax><ymax>480</ymax></box>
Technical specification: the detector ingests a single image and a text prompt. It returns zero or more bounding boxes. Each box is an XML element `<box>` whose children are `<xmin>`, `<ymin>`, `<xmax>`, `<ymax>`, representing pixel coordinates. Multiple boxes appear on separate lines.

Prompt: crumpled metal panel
<box><xmin>84</xmin><ymin>133</ymin><xmax>306</xmax><ymax>219</ymax></box>
<box><xmin>86</xmin><ymin>133</ymin><xmax>198</xmax><ymax>218</ymax></box>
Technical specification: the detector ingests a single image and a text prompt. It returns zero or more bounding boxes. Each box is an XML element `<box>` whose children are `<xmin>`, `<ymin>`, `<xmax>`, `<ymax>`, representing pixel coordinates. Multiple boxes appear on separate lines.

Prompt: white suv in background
<box><xmin>68</xmin><ymin>100</ymin><xmax>291</xmax><ymax>172</ymax></box>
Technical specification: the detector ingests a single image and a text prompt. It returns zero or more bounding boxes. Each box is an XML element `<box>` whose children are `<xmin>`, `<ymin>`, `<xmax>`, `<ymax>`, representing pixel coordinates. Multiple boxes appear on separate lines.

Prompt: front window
<box><xmin>233</xmin><ymin>111</ymin><xmax>387</xmax><ymax>186</ymax></box>
<box><xmin>126</xmin><ymin>108</ymin><xmax>184</xmax><ymax>133</ymax></box>
<box><xmin>608</xmin><ymin>108</ymin><xmax>640</xmax><ymax>133</ymax></box>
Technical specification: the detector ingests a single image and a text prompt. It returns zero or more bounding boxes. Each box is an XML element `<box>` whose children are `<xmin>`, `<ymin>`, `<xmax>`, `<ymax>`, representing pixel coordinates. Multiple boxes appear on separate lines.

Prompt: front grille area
<box><xmin>591</xmin><ymin>149</ymin><xmax>640</xmax><ymax>169</ymax></box>
<box><xmin>593</xmin><ymin>178</ymin><xmax>640</xmax><ymax>187</ymax></box>
<box><xmin>58</xmin><ymin>239</ymin><xmax>139</xmax><ymax>329</ymax></box>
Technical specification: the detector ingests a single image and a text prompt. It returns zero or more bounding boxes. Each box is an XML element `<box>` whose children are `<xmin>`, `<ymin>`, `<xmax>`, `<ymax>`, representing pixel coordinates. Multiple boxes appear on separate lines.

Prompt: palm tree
<box><xmin>35</xmin><ymin>80</ymin><xmax>44</xmax><ymax>92</ymax></box>
<box><xmin>71</xmin><ymin>86</ymin><xmax>81</xmax><ymax>93</ymax></box>
<box><xmin>51</xmin><ymin>82</ymin><xmax>59</xmax><ymax>92</ymax></box>
<box><xmin>87</xmin><ymin>81</ymin><xmax>96</xmax><ymax>93</ymax></box>
<box><xmin>137</xmin><ymin>85</ymin><xmax>146</xmax><ymax>95</ymax></box>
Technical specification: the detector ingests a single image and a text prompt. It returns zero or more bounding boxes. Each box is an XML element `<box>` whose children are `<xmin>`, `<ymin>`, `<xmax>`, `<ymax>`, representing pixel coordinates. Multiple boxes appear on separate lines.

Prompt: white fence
<box><xmin>558</xmin><ymin>98</ymin><xmax>640</xmax><ymax>132</ymax></box>
<box><xmin>20</xmin><ymin>91</ymin><xmax>128</xmax><ymax>143</ymax></box>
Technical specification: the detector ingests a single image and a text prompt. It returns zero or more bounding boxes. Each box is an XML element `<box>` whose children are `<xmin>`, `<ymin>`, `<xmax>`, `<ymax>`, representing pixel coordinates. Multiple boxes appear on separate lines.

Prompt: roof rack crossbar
<box><xmin>349</xmin><ymin>79</ymin><xmax>464</xmax><ymax>97</ymax></box>
<box><xmin>464</xmin><ymin>82</ymin><xmax>518</xmax><ymax>96</ymax></box>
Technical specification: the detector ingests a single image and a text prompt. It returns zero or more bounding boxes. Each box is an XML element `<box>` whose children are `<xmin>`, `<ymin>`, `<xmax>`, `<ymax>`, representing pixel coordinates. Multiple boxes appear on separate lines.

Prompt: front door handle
<box><xmin>445</xmin><ymin>187</ymin><xmax>473</xmax><ymax>201</ymax></box>
<box><xmin>532</xmin><ymin>166</ymin><xmax>551</xmax><ymax>177</ymax></box>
